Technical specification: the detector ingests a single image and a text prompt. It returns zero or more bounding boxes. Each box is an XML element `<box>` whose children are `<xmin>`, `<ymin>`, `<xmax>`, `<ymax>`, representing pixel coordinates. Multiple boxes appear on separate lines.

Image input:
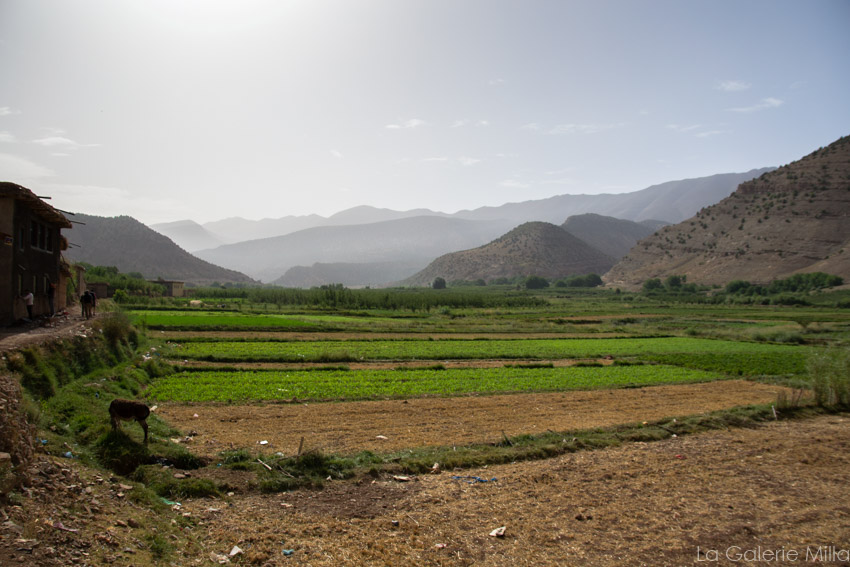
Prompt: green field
<box><xmin>147</xmin><ymin>364</ymin><xmax>720</xmax><ymax>402</ymax></box>
<box><xmin>128</xmin><ymin>286</ymin><xmax>850</xmax><ymax>408</ymax></box>
<box><xmin>166</xmin><ymin>336</ymin><xmax>810</xmax><ymax>374</ymax></box>
<box><xmin>131</xmin><ymin>310</ymin><xmax>315</xmax><ymax>329</ymax></box>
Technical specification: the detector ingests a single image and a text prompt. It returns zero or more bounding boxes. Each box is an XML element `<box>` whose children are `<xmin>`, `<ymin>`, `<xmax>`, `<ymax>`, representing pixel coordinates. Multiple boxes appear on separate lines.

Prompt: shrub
<box><xmin>112</xmin><ymin>289</ymin><xmax>130</xmax><ymax>304</ymax></box>
<box><xmin>95</xmin><ymin>311</ymin><xmax>137</xmax><ymax>351</ymax></box>
<box><xmin>561</xmin><ymin>273</ymin><xmax>603</xmax><ymax>288</ymax></box>
<box><xmin>664</xmin><ymin>275</ymin><xmax>684</xmax><ymax>290</ymax></box>
<box><xmin>525</xmin><ymin>275</ymin><xmax>549</xmax><ymax>289</ymax></box>
<box><xmin>808</xmin><ymin>348</ymin><xmax>850</xmax><ymax>408</ymax></box>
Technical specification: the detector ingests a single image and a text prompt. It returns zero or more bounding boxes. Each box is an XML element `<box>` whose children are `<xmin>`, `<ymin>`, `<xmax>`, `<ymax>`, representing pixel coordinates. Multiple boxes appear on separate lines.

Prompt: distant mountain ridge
<box><xmin>195</xmin><ymin>216</ymin><xmax>515</xmax><ymax>282</ymax></box>
<box><xmin>63</xmin><ymin>214</ymin><xmax>255</xmax><ymax>285</ymax></box>
<box><xmin>154</xmin><ymin>170</ymin><xmax>771</xmax><ymax>266</ymax></box>
<box><xmin>400</xmin><ymin>222</ymin><xmax>616</xmax><ymax>286</ymax></box>
<box><xmin>148</xmin><ymin>219</ymin><xmax>224</xmax><ymax>252</ymax></box>
<box><xmin>452</xmin><ymin>169</ymin><xmax>773</xmax><ymax>225</ymax></box>
<box><xmin>152</xmin><ymin>206</ymin><xmax>452</xmax><ymax>251</ymax></box>
<box><xmin>604</xmin><ymin>136</ymin><xmax>850</xmax><ymax>288</ymax></box>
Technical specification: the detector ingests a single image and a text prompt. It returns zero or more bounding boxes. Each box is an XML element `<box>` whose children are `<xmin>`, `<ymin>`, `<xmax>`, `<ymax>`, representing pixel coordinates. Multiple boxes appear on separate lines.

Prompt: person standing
<box><xmin>81</xmin><ymin>290</ymin><xmax>92</xmax><ymax>319</ymax></box>
<box><xmin>21</xmin><ymin>289</ymin><xmax>34</xmax><ymax>320</ymax></box>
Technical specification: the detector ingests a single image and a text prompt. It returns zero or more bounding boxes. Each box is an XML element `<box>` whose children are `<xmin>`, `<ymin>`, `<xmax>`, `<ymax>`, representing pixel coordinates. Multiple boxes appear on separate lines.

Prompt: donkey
<box><xmin>109</xmin><ymin>399</ymin><xmax>151</xmax><ymax>443</ymax></box>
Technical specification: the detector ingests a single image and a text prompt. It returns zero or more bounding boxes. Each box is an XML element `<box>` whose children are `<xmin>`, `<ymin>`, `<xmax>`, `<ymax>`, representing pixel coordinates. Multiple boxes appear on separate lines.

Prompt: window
<box><xmin>29</xmin><ymin>220</ymin><xmax>55</xmax><ymax>252</ymax></box>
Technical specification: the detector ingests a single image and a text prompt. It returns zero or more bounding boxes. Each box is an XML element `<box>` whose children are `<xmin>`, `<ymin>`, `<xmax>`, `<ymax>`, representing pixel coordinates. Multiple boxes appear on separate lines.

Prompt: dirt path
<box><xmin>0</xmin><ymin>304</ymin><xmax>92</xmax><ymax>353</ymax></box>
<box><xmin>157</xmin><ymin>380</ymin><xmax>790</xmax><ymax>458</ymax></box>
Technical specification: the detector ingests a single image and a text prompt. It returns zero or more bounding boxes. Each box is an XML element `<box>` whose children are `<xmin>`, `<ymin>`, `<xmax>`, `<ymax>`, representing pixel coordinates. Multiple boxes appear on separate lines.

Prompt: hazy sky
<box><xmin>1</xmin><ymin>0</ymin><xmax>848</xmax><ymax>225</ymax></box>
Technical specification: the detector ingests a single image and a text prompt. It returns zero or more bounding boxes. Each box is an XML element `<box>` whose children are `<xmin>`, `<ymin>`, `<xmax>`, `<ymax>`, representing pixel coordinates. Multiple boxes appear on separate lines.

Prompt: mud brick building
<box><xmin>0</xmin><ymin>183</ymin><xmax>73</xmax><ymax>325</ymax></box>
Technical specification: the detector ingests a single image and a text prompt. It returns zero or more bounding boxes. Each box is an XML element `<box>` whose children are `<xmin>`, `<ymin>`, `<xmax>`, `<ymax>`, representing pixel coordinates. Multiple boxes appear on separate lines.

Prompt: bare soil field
<box><xmin>158</xmin><ymin>380</ymin><xmax>789</xmax><ymax>458</ymax></box>
<box><xmin>3</xmin><ymin>385</ymin><xmax>847</xmax><ymax>566</ymax></box>
<box><xmin>182</xmin><ymin>413</ymin><xmax>850</xmax><ymax>566</ymax></box>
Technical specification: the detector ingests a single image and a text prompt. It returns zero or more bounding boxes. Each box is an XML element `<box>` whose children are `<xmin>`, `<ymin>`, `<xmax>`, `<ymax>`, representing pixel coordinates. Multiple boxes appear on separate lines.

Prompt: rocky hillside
<box><xmin>63</xmin><ymin>214</ymin><xmax>255</xmax><ymax>285</ymax></box>
<box><xmin>604</xmin><ymin>136</ymin><xmax>850</xmax><ymax>288</ymax></box>
<box><xmin>401</xmin><ymin>222</ymin><xmax>615</xmax><ymax>286</ymax></box>
<box><xmin>562</xmin><ymin>213</ymin><xmax>662</xmax><ymax>260</ymax></box>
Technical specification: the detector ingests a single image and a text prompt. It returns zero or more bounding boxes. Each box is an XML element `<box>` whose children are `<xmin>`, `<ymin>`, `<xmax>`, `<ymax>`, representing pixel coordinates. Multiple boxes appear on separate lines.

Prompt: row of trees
<box><xmin>639</xmin><ymin>272</ymin><xmax>845</xmax><ymax>306</ymax></box>
<box><xmin>80</xmin><ymin>264</ymin><xmax>165</xmax><ymax>297</ymax></box>
<box><xmin>725</xmin><ymin>272</ymin><xmax>843</xmax><ymax>295</ymax></box>
<box><xmin>189</xmin><ymin>284</ymin><xmax>546</xmax><ymax>311</ymax></box>
<box><xmin>432</xmin><ymin>274</ymin><xmax>604</xmax><ymax>290</ymax></box>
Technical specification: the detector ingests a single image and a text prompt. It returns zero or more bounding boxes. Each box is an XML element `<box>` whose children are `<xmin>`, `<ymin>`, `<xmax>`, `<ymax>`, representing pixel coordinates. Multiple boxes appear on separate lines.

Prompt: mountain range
<box><xmin>155</xmin><ymin>169</ymin><xmax>770</xmax><ymax>284</ymax></box>
<box><xmin>62</xmin><ymin>165</ymin><xmax>807</xmax><ymax>288</ymax></box>
<box><xmin>197</xmin><ymin>216</ymin><xmax>514</xmax><ymax>283</ymax></box>
<box><xmin>604</xmin><ymin>136</ymin><xmax>850</xmax><ymax>288</ymax></box>
<box><xmin>153</xmin><ymin>169</ymin><xmax>770</xmax><ymax>255</ymax></box>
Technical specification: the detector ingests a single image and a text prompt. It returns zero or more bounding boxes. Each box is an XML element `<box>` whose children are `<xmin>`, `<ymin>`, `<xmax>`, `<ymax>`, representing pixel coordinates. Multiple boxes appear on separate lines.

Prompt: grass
<box><xmin>131</xmin><ymin>310</ymin><xmax>318</xmax><ymax>330</ymax></box>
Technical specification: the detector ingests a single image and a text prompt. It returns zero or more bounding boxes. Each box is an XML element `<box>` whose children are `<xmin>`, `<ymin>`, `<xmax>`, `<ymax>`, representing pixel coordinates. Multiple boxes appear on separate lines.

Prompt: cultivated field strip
<box><xmin>132</xmin><ymin>311</ymin><xmax>314</xmax><ymax>329</ymax></box>
<box><xmin>164</xmin><ymin>336</ymin><xmax>811</xmax><ymax>367</ymax></box>
<box><xmin>147</xmin><ymin>364</ymin><xmax>720</xmax><ymax>402</ymax></box>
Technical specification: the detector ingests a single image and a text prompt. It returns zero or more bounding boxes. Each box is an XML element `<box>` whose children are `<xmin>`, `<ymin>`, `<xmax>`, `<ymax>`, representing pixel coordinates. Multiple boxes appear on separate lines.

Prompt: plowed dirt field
<box><xmin>158</xmin><ymin>380</ymin><xmax>790</xmax><ymax>458</ymax></box>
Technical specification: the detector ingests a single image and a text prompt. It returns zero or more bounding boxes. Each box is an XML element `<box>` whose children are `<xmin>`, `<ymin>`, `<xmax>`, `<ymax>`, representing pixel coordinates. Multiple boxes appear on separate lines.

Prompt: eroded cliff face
<box><xmin>604</xmin><ymin>136</ymin><xmax>850</xmax><ymax>289</ymax></box>
<box><xmin>0</xmin><ymin>371</ymin><xmax>35</xmax><ymax>495</ymax></box>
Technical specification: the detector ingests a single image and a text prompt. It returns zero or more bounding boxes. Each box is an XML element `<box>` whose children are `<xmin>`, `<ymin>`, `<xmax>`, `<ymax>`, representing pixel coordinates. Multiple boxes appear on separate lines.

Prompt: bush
<box><xmin>808</xmin><ymin>348</ymin><xmax>850</xmax><ymax>408</ymax></box>
<box><xmin>525</xmin><ymin>275</ymin><xmax>549</xmax><ymax>289</ymax></box>
<box><xmin>96</xmin><ymin>311</ymin><xmax>137</xmax><ymax>351</ymax></box>
<box><xmin>112</xmin><ymin>289</ymin><xmax>130</xmax><ymax>304</ymax></box>
<box><xmin>559</xmin><ymin>273</ymin><xmax>603</xmax><ymax>288</ymax></box>
<box><xmin>664</xmin><ymin>275</ymin><xmax>684</xmax><ymax>290</ymax></box>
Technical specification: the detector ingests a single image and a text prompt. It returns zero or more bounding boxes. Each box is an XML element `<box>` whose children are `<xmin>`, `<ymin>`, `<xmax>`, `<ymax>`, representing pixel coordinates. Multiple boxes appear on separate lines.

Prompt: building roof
<box><xmin>0</xmin><ymin>182</ymin><xmax>73</xmax><ymax>229</ymax></box>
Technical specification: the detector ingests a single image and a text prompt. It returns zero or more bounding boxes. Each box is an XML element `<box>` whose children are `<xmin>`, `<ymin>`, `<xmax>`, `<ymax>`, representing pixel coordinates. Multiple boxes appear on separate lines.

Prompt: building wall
<box><xmin>0</xmin><ymin>197</ymin><xmax>15</xmax><ymax>324</ymax></box>
<box><xmin>0</xmin><ymin>199</ymin><xmax>65</xmax><ymax>324</ymax></box>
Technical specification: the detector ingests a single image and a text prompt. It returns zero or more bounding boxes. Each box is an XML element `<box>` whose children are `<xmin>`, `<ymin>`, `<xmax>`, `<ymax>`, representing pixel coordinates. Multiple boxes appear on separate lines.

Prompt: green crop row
<box><xmin>167</xmin><ymin>337</ymin><xmax>809</xmax><ymax>371</ymax></box>
<box><xmin>147</xmin><ymin>365</ymin><xmax>721</xmax><ymax>403</ymax></box>
<box><xmin>643</xmin><ymin>352</ymin><xmax>808</xmax><ymax>376</ymax></box>
<box><xmin>131</xmin><ymin>311</ymin><xmax>314</xmax><ymax>329</ymax></box>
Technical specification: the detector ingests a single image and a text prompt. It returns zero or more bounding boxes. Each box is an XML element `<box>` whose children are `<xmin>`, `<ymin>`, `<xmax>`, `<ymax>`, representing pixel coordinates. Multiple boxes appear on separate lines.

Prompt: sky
<box><xmin>1</xmin><ymin>0</ymin><xmax>849</xmax><ymax>226</ymax></box>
